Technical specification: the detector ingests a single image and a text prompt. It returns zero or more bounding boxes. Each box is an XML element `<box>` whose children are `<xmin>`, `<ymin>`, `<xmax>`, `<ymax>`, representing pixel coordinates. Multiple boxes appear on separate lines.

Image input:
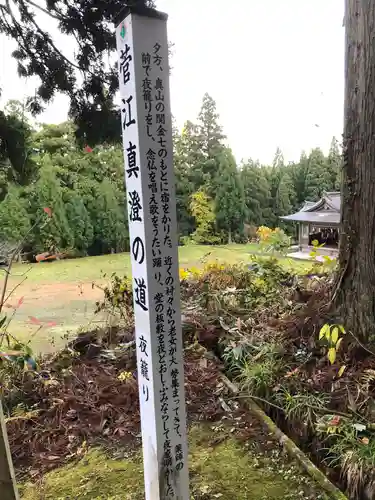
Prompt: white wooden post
<box><xmin>0</xmin><ymin>400</ymin><xmax>19</xmax><ymax>499</ymax></box>
<box><xmin>115</xmin><ymin>6</ymin><xmax>189</xmax><ymax>499</ymax></box>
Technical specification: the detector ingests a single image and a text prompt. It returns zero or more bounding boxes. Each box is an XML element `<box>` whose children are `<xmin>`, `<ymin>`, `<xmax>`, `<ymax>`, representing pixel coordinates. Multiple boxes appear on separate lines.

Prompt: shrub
<box><xmin>257</xmin><ymin>226</ymin><xmax>291</xmax><ymax>253</ymax></box>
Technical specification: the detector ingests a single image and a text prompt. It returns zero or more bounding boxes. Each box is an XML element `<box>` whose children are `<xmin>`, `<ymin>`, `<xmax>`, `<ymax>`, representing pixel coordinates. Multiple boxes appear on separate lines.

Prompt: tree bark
<box><xmin>0</xmin><ymin>401</ymin><xmax>19</xmax><ymax>499</ymax></box>
<box><xmin>333</xmin><ymin>0</ymin><xmax>375</xmax><ymax>341</ymax></box>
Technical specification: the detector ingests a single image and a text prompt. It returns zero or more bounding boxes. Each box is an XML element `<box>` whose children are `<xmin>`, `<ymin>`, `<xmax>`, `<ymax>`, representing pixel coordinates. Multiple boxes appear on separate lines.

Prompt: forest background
<box><xmin>0</xmin><ymin>94</ymin><xmax>342</xmax><ymax>258</ymax></box>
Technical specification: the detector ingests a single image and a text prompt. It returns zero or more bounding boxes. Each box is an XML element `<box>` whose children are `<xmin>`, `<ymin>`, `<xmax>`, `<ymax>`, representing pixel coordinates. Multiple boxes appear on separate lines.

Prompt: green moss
<box><xmin>20</xmin><ymin>424</ymin><xmax>325</xmax><ymax>500</ymax></box>
<box><xmin>189</xmin><ymin>425</ymin><xmax>296</xmax><ymax>499</ymax></box>
<box><xmin>20</xmin><ymin>450</ymin><xmax>144</xmax><ymax>500</ymax></box>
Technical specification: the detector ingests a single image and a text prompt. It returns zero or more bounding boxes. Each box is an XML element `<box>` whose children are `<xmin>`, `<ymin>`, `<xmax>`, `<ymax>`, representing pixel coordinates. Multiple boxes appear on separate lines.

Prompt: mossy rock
<box><xmin>20</xmin><ymin>424</ymin><xmax>326</xmax><ymax>500</ymax></box>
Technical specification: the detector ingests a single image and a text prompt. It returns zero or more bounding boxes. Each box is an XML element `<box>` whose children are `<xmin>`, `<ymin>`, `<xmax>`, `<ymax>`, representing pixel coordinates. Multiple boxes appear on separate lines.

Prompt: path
<box><xmin>3</xmin><ymin>281</ymin><xmax>105</xmax><ymax>352</ymax></box>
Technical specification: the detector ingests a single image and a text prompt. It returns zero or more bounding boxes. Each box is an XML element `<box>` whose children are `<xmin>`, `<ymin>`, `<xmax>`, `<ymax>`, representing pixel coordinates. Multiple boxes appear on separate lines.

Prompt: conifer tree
<box><xmin>214</xmin><ymin>149</ymin><xmax>245</xmax><ymax>243</ymax></box>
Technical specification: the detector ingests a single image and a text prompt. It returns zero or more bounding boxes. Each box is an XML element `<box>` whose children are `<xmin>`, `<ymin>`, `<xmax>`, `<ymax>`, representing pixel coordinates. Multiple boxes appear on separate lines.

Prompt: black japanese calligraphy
<box><xmin>147</xmin><ymin>148</ymin><xmax>156</xmax><ymax>166</ymax></box>
<box><xmin>175</xmin><ymin>442</ymin><xmax>184</xmax><ymax>471</ymax></box>
<box><xmin>155</xmin><ymin>77</ymin><xmax>164</xmax><ymax>90</ymax></box>
<box><xmin>153</xmin><ymin>257</ymin><xmax>162</xmax><ymax>268</ymax></box>
<box><xmin>153</xmin><ymin>43</ymin><xmax>163</xmax><ymax>69</ymax></box>
<box><xmin>132</xmin><ymin>236</ymin><xmax>145</xmax><ymax>264</ymax></box>
<box><xmin>155</xmin><ymin>101</ymin><xmax>165</xmax><ymax>113</ymax></box>
<box><xmin>156</xmin><ymin>125</ymin><xmax>167</xmax><ymax>137</ymax></box>
<box><xmin>119</xmin><ymin>44</ymin><xmax>132</xmax><ymax>85</ymax></box>
<box><xmin>156</xmin><ymin>113</ymin><xmax>165</xmax><ymax>124</ymax></box>
<box><xmin>142</xmin><ymin>79</ymin><xmax>153</xmax><ymax>105</ymax></box>
<box><xmin>142</xmin><ymin>78</ymin><xmax>152</xmax><ymax>92</ymax></box>
<box><xmin>142</xmin><ymin>52</ymin><xmax>151</xmax><ymax>76</ymax></box>
<box><xmin>161</xmin><ymin>191</ymin><xmax>170</xmax><ymax>204</ymax></box>
<box><xmin>134</xmin><ymin>278</ymin><xmax>148</xmax><ymax>311</ymax></box>
<box><xmin>149</xmin><ymin>194</ymin><xmax>159</xmax><ymax>216</ymax></box>
<box><xmin>176</xmin><ymin>461</ymin><xmax>184</xmax><ymax>471</ymax></box>
<box><xmin>139</xmin><ymin>335</ymin><xmax>148</xmax><ymax>356</ymax></box>
<box><xmin>154</xmin><ymin>292</ymin><xmax>164</xmax><ymax>311</ymax></box>
<box><xmin>155</xmin><ymin>271</ymin><xmax>163</xmax><ymax>285</ymax></box>
<box><xmin>121</xmin><ymin>96</ymin><xmax>136</xmax><ymax>129</ymax></box>
<box><xmin>145</xmin><ymin>113</ymin><xmax>153</xmax><ymax>139</ymax></box>
<box><xmin>128</xmin><ymin>191</ymin><xmax>142</xmax><ymax>222</ymax></box>
<box><xmin>126</xmin><ymin>142</ymin><xmax>140</xmax><ymax>178</ymax></box>
<box><xmin>143</xmin><ymin>384</ymin><xmax>149</xmax><ymax>402</ymax></box>
<box><xmin>171</xmin><ymin>369</ymin><xmax>180</xmax><ymax>398</ymax></box>
<box><xmin>140</xmin><ymin>359</ymin><xmax>149</xmax><ymax>381</ymax></box>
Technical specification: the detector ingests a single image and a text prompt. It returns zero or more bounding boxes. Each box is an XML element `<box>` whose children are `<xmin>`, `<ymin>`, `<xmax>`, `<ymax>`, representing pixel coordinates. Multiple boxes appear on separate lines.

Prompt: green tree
<box><xmin>32</xmin><ymin>122</ymin><xmax>76</xmax><ymax>156</ymax></box>
<box><xmin>190</xmin><ymin>190</ymin><xmax>219</xmax><ymax>244</ymax></box>
<box><xmin>326</xmin><ymin>137</ymin><xmax>342</xmax><ymax>191</ymax></box>
<box><xmin>0</xmin><ymin>1</ymin><xmax>155</xmax><ymax>145</ymax></box>
<box><xmin>195</xmin><ymin>93</ymin><xmax>226</xmax><ymax>196</ymax></box>
<box><xmin>272</xmin><ymin>147</ymin><xmax>284</xmax><ymax>170</ymax></box>
<box><xmin>268</xmin><ymin>148</ymin><xmax>284</xmax><ymax>207</ymax></box>
<box><xmin>241</xmin><ymin>159</ymin><xmax>272</xmax><ymax>226</ymax></box>
<box><xmin>274</xmin><ymin>172</ymin><xmax>293</xmax><ymax>227</ymax></box>
<box><xmin>31</xmin><ymin>162</ymin><xmax>73</xmax><ymax>252</ymax></box>
<box><xmin>0</xmin><ymin>100</ymin><xmax>35</xmax><ymax>193</ymax></box>
<box><xmin>87</xmin><ymin>179</ymin><xmax>128</xmax><ymax>255</ymax></box>
<box><xmin>0</xmin><ymin>185</ymin><xmax>30</xmax><ymax>244</ymax></box>
<box><xmin>305</xmin><ymin>147</ymin><xmax>331</xmax><ymax>200</ymax></box>
<box><xmin>197</xmin><ymin>93</ymin><xmax>225</xmax><ymax>159</ymax></box>
<box><xmin>265</xmin><ymin>149</ymin><xmax>295</xmax><ymax>229</ymax></box>
<box><xmin>173</xmin><ymin>121</ymin><xmax>201</xmax><ymax>236</ymax></box>
<box><xmin>289</xmin><ymin>152</ymin><xmax>309</xmax><ymax>207</ymax></box>
<box><xmin>63</xmin><ymin>190</ymin><xmax>94</xmax><ymax>255</ymax></box>
<box><xmin>214</xmin><ymin>149</ymin><xmax>245</xmax><ymax>243</ymax></box>
<box><xmin>176</xmin><ymin>120</ymin><xmax>206</xmax><ymax>190</ymax></box>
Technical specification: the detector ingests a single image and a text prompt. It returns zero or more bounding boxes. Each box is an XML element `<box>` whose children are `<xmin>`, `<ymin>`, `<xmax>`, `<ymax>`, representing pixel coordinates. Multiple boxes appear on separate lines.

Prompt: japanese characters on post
<box><xmin>116</xmin><ymin>8</ymin><xmax>189</xmax><ymax>500</ymax></box>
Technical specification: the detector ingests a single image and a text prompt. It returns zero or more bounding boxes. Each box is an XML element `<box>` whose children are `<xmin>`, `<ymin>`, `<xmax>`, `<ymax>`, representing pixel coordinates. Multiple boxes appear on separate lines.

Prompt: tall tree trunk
<box><xmin>0</xmin><ymin>401</ymin><xmax>18</xmax><ymax>499</ymax></box>
<box><xmin>333</xmin><ymin>0</ymin><xmax>375</xmax><ymax>341</ymax></box>
<box><xmin>228</xmin><ymin>228</ymin><xmax>232</xmax><ymax>244</ymax></box>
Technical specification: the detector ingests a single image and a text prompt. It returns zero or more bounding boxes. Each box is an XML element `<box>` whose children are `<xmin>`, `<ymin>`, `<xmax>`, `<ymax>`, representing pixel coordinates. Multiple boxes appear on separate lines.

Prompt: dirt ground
<box><xmin>1</xmin><ymin>246</ymin><xmax>310</xmax><ymax>353</ymax></box>
<box><xmin>12</xmin><ymin>341</ymin><xmax>327</xmax><ymax>500</ymax></box>
<box><xmin>4</xmin><ymin>280</ymin><xmax>106</xmax><ymax>352</ymax></box>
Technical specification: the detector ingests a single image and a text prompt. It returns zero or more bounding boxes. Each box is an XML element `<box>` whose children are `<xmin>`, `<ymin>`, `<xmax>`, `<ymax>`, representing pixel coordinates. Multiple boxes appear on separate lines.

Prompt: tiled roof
<box><xmin>281</xmin><ymin>192</ymin><xmax>341</xmax><ymax>224</ymax></box>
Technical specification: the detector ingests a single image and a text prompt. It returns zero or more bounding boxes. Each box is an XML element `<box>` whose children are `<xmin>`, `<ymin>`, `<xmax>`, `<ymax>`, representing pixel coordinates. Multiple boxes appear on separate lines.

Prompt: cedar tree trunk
<box><xmin>334</xmin><ymin>0</ymin><xmax>375</xmax><ymax>342</ymax></box>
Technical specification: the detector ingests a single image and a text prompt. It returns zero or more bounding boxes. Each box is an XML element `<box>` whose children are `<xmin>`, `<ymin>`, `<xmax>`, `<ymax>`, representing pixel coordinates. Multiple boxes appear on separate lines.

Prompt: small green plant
<box><xmin>94</xmin><ymin>273</ymin><xmax>134</xmax><ymax>325</ymax></box>
<box><xmin>316</xmin><ymin>414</ymin><xmax>375</xmax><ymax>498</ymax></box>
<box><xmin>222</xmin><ymin>342</ymin><xmax>249</xmax><ymax>375</ymax></box>
<box><xmin>278</xmin><ymin>389</ymin><xmax>329</xmax><ymax>428</ymax></box>
<box><xmin>257</xmin><ymin>226</ymin><xmax>291</xmax><ymax>254</ymax></box>
<box><xmin>309</xmin><ymin>240</ymin><xmax>337</xmax><ymax>273</ymax></box>
<box><xmin>319</xmin><ymin>323</ymin><xmax>346</xmax><ymax>365</ymax></box>
<box><xmin>235</xmin><ymin>357</ymin><xmax>280</xmax><ymax>398</ymax></box>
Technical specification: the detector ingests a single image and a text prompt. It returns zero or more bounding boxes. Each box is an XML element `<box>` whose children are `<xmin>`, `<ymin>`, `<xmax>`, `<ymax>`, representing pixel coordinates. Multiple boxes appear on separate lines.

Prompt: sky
<box><xmin>0</xmin><ymin>0</ymin><xmax>345</xmax><ymax>164</ymax></box>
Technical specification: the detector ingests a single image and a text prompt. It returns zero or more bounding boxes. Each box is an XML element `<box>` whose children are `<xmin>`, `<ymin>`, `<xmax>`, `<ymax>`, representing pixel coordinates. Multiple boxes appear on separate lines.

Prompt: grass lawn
<box><xmin>1</xmin><ymin>244</ymin><xmax>311</xmax><ymax>353</ymax></box>
<box><xmin>8</xmin><ymin>244</ymin><xmax>261</xmax><ymax>283</ymax></box>
<box><xmin>8</xmin><ymin>243</ymin><xmax>309</xmax><ymax>283</ymax></box>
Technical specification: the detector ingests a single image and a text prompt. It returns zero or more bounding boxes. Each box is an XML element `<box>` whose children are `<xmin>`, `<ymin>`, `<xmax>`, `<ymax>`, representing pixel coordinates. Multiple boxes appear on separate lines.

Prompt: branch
<box><xmin>20</xmin><ymin>1</ymin><xmax>111</xmax><ymax>86</ymax></box>
<box><xmin>0</xmin><ymin>258</ymin><xmax>14</xmax><ymax>316</ymax></box>
<box><xmin>348</xmin><ymin>329</ymin><xmax>375</xmax><ymax>357</ymax></box>
<box><xmin>23</xmin><ymin>0</ymin><xmax>64</xmax><ymax>21</ymax></box>
<box><xmin>2</xmin><ymin>0</ymin><xmax>112</xmax><ymax>99</ymax></box>
<box><xmin>0</xmin><ymin>212</ymin><xmax>45</xmax><ymax>314</ymax></box>
<box><xmin>2</xmin><ymin>0</ymin><xmax>47</xmax><ymax>70</ymax></box>
<box><xmin>231</xmin><ymin>393</ymin><xmax>363</xmax><ymax>421</ymax></box>
<box><xmin>3</xmin><ymin>276</ymin><xmax>28</xmax><ymax>306</ymax></box>
<box><xmin>17</xmin><ymin>1</ymin><xmax>83</xmax><ymax>73</ymax></box>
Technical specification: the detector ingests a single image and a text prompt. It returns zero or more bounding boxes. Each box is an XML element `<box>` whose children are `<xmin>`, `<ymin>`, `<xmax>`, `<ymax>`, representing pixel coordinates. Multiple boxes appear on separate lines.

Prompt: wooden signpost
<box><xmin>0</xmin><ymin>400</ymin><xmax>19</xmax><ymax>499</ymax></box>
<box><xmin>115</xmin><ymin>6</ymin><xmax>189</xmax><ymax>499</ymax></box>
